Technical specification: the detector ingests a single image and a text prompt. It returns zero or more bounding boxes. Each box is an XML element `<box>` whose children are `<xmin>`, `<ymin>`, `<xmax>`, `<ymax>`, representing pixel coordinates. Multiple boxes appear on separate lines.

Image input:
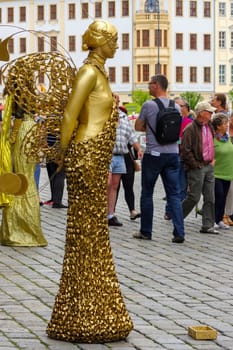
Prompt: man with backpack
<box><xmin>133</xmin><ymin>74</ymin><xmax>185</xmax><ymax>243</ymax></box>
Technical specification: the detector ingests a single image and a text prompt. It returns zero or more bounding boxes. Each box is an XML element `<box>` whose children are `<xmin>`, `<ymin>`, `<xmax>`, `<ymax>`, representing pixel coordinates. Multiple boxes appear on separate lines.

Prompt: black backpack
<box><xmin>148</xmin><ymin>98</ymin><xmax>182</xmax><ymax>145</ymax></box>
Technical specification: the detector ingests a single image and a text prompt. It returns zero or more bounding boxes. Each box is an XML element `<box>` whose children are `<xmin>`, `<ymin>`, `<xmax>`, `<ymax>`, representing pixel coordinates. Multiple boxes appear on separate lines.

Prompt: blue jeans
<box><xmin>165</xmin><ymin>159</ymin><xmax>187</xmax><ymax>215</ymax></box>
<box><xmin>34</xmin><ymin>164</ymin><xmax>41</xmax><ymax>190</ymax></box>
<box><xmin>140</xmin><ymin>153</ymin><xmax>185</xmax><ymax>239</ymax></box>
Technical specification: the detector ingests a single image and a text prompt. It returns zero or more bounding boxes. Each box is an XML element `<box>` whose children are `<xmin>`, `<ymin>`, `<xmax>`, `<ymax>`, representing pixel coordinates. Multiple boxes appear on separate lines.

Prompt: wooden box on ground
<box><xmin>188</xmin><ymin>325</ymin><xmax>217</xmax><ymax>340</ymax></box>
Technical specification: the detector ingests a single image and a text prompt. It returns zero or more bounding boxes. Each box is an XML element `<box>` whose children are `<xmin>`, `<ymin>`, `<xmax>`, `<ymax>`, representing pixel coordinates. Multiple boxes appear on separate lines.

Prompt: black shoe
<box><xmin>130</xmin><ymin>212</ymin><xmax>141</xmax><ymax>220</ymax></box>
<box><xmin>108</xmin><ymin>216</ymin><xmax>123</xmax><ymax>227</ymax></box>
<box><xmin>195</xmin><ymin>208</ymin><xmax>203</xmax><ymax>217</ymax></box>
<box><xmin>172</xmin><ymin>236</ymin><xmax>185</xmax><ymax>243</ymax></box>
<box><xmin>164</xmin><ymin>213</ymin><xmax>171</xmax><ymax>220</ymax></box>
<box><xmin>52</xmin><ymin>203</ymin><xmax>68</xmax><ymax>209</ymax></box>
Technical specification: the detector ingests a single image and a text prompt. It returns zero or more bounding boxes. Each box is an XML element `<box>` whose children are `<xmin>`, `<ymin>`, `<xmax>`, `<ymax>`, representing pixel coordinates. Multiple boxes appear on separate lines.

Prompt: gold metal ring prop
<box><xmin>1</xmin><ymin>51</ymin><xmax>76</xmax><ymax>117</ymax></box>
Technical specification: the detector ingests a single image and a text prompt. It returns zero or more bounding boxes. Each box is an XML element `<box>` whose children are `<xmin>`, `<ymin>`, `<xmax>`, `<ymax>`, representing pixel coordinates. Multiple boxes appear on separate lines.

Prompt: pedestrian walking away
<box><xmin>108</xmin><ymin>98</ymin><xmax>143</xmax><ymax>227</ymax></box>
<box><xmin>133</xmin><ymin>74</ymin><xmax>185</xmax><ymax>243</ymax></box>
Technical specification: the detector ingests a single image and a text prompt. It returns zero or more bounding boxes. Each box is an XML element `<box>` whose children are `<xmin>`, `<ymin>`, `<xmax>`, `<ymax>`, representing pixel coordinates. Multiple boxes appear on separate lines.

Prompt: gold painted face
<box><xmin>106</xmin><ymin>34</ymin><xmax>118</xmax><ymax>50</ymax></box>
<box><xmin>99</xmin><ymin>35</ymin><xmax>118</xmax><ymax>59</ymax></box>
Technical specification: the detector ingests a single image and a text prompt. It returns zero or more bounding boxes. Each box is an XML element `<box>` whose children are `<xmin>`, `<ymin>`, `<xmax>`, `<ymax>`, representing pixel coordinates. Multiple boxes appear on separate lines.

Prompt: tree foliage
<box><xmin>228</xmin><ymin>89</ymin><xmax>233</xmax><ymax>101</ymax></box>
<box><xmin>180</xmin><ymin>92</ymin><xmax>203</xmax><ymax>110</ymax></box>
<box><xmin>131</xmin><ymin>90</ymin><xmax>150</xmax><ymax>107</ymax></box>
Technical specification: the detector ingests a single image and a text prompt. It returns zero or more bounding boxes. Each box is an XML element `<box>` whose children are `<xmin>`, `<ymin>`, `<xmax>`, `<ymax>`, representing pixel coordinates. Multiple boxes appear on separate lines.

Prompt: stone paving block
<box><xmin>2</xmin><ymin>168</ymin><xmax>233</xmax><ymax>349</ymax></box>
<box><xmin>79</xmin><ymin>344</ymin><xmax>109</xmax><ymax>350</ymax></box>
<box><xmin>165</xmin><ymin>345</ymin><xmax>197</xmax><ymax>350</ymax></box>
<box><xmin>0</xmin><ymin>334</ymin><xmax>15</xmax><ymax>347</ymax></box>
<box><xmin>46</xmin><ymin>340</ymin><xmax>82</xmax><ymax>349</ymax></box>
<box><xmin>13</xmin><ymin>338</ymin><xmax>51</xmax><ymax>350</ymax></box>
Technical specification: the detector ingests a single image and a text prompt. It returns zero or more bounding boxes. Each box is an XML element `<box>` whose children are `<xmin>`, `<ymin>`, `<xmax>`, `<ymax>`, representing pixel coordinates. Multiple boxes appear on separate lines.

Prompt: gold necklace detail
<box><xmin>83</xmin><ymin>52</ymin><xmax>108</xmax><ymax>79</ymax></box>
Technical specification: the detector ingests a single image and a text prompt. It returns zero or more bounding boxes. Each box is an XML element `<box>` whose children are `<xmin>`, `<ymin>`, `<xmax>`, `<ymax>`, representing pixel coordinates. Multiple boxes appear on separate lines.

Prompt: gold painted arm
<box><xmin>60</xmin><ymin>65</ymin><xmax>97</xmax><ymax>150</ymax></box>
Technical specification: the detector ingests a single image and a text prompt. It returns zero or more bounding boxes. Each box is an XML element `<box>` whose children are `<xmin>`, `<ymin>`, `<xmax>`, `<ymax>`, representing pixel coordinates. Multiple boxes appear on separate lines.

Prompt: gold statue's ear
<box><xmin>0</xmin><ymin>37</ymin><xmax>11</xmax><ymax>61</ymax></box>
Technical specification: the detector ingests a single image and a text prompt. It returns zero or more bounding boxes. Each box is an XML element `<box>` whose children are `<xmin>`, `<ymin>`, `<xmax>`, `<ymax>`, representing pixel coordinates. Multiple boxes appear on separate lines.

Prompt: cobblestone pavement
<box><xmin>1</xmin><ymin>167</ymin><xmax>233</xmax><ymax>350</ymax></box>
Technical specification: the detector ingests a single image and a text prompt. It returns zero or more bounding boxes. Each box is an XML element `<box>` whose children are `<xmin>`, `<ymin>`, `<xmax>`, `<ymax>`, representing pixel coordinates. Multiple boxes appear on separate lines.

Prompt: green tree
<box><xmin>180</xmin><ymin>92</ymin><xmax>203</xmax><ymax>110</ymax></box>
<box><xmin>228</xmin><ymin>89</ymin><xmax>233</xmax><ymax>111</ymax></box>
<box><xmin>131</xmin><ymin>90</ymin><xmax>150</xmax><ymax>107</ymax></box>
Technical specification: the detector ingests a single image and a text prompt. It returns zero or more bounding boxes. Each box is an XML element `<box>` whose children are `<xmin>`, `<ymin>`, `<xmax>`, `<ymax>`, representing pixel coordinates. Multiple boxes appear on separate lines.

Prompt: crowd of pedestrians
<box><xmin>111</xmin><ymin>75</ymin><xmax>233</xmax><ymax>244</ymax></box>
<box><xmin>1</xmin><ymin>73</ymin><xmax>233</xmax><ymax>246</ymax></box>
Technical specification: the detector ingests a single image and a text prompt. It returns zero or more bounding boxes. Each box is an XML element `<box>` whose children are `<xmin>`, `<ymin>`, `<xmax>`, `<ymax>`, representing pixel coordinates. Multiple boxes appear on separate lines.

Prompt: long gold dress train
<box><xmin>46</xmin><ymin>108</ymin><xmax>133</xmax><ymax>342</ymax></box>
<box><xmin>0</xmin><ymin>115</ymin><xmax>47</xmax><ymax>247</ymax></box>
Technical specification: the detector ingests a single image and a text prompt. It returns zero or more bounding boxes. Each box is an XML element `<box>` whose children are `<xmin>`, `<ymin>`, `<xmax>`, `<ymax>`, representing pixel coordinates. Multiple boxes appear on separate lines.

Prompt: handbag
<box><xmin>133</xmin><ymin>159</ymin><xmax>141</xmax><ymax>172</ymax></box>
<box><xmin>128</xmin><ymin>146</ymin><xmax>141</xmax><ymax>172</ymax></box>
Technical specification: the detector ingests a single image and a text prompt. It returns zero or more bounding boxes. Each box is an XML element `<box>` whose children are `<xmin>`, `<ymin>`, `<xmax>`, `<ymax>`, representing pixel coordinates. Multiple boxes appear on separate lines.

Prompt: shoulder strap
<box><xmin>147</xmin><ymin>98</ymin><xmax>161</xmax><ymax>138</ymax></box>
<box><xmin>153</xmin><ymin>98</ymin><xmax>165</xmax><ymax>111</ymax></box>
<box><xmin>169</xmin><ymin>99</ymin><xmax>175</xmax><ymax>108</ymax></box>
<box><xmin>154</xmin><ymin>98</ymin><xmax>175</xmax><ymax>109</ymax></box>
<box><xmin>147</xmin><ymin>121</ymin><xmax>156</xmax><ymax>138</ymax></box>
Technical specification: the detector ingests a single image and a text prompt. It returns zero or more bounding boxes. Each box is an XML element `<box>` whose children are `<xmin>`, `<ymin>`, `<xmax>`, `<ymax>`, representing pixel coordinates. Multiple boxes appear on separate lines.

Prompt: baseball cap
<box><xmin>195</xmin><ymin>101</ymin><xmax>216</xmax><ymax>114</ymax></box>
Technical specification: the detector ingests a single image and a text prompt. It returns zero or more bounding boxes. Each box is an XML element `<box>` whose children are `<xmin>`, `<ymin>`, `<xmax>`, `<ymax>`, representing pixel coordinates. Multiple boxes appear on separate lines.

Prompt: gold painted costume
<box><xmin>47</xmin><ymin>20</ymin><xmax>133</xmax><ymax>342</ymax></box>
<box><xmin>0</xmin><ymin>115</ymin><xmax>47</xmax><ymax>247</ymax></box>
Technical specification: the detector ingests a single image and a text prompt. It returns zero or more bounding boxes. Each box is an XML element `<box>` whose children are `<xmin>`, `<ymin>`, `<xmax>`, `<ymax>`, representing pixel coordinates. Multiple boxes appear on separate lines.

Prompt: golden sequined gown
<box><xmin>0</xmin><ymin>115</ymin><xmax>47</xmax><ymax>247</ymax></box>
<box><xmin>47</xmin><ymin>104</ymin><xmax>133</xmax><ymax>343</ymax></box>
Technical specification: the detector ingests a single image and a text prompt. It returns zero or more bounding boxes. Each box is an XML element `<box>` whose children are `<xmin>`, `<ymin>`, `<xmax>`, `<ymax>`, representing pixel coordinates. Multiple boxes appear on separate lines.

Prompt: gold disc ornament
<box><xmin>0</xmin><ymin>173</ymin><xmax>22</xmax><ymax>195</ymax></box>
<box><xmin>14</xmin><ymin>173</ymin><xmax>29</xmax><ymax>196</ymax></box>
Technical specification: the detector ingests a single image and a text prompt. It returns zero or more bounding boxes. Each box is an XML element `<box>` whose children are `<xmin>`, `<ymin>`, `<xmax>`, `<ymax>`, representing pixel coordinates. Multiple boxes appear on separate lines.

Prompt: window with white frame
<box><xmin>109</xmin><ymin>67</ymin><xmax>116</xmax><ymax>83</ymax></box>
<box><xmin>122</xmin><ymin>66</ymin><xmax>129</xmax><ymax>83</ymax></box>
<box><xmin>219</xmin><ymin>31</ymin><xmax>226</xmax><ymax>48</ymax></box>
<box><xmin>204</xmin><ymin>67</ymin><xmax>211</xmax><ymax>83</ymax></box>
<box><xmin>50</xmin><ymin>4</ymin><xmax>57</xmax><ymax>20</ymax></box>
<box><xmin>95</xmin><ymin>2</ymin><xmax>102</xmax><ymax>17</ymax></box>
<box><xmin>231</xmin><ymin>2</ymin><xmax>233</xmax><ymax>16</ymax></box>
<box><xmin>231</xmin><ymin>64</ymin><xmax>233</xmax><ymax>84</ymax></box>
<box><xmin>176</xmin><ymin>0</ymin><xmax>183</xmax><ymax>16</ymax></box>
<box><xmin>231</xmin><ymin>32</ymin><xmax>233</xmax><ymax>48</ymax></box>
<box><xmin>203</xmin><ymin>34</ymin><xmax>211</xmax><ymax>50</ymax></box>
<box><xmin>142</xmin><ymin>64</ymin><xmax>149</xmax><ymax>82</ymax></box>
<box><xmin>190</xmin><ymin>1</ymin><xmax>197</xmax><ymax>17</ymax></box>
<box><xmin>219</xmin><ymin>2</ymin><xmax>226</xmax><ymax>16</ymax></box>
<box><xmin>203</xmin><ymin>1</ymin><xmax>211</xmax><ymax>17</ymax></box>
<box><xmin>176</xmin><ymin>66</ymin><xmax>183</xmax><ymax>82</ymax></box>
<box><xmin>219</xmin><ymin>65</ymin><xmax>226</xmax><ymax>84</ymax></box>
<box><xmin>122</xmin><ymin>33</ymin><xmax>129</xmax><ymax>50</ymax></box>
<box><xmin>190</xmin><ymin>66</ymin><xmax>197</xmax><ymax>83</ymax></box>
<box><xmin>68</xmin><ymin>3</ymin><xmax>75</xmax><ymax>19</ymax></box>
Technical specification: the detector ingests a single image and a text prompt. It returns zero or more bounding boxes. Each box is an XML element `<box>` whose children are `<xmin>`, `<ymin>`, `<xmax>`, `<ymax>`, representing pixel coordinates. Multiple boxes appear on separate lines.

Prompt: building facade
<box><xmin>0</xmin><ymin>0</ymin><xmax>233</xmax><ymax>104</ymax></box>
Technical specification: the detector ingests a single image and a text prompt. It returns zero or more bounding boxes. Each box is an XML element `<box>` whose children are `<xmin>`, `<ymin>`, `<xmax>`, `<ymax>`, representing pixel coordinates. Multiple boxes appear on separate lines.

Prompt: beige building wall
<box><xmin>134</xmin><ymin>2</ymin><xmax>170</xmax><ymax>91</ymax></box>
<box><xmin>214</xmin><ymin>0</ymin><xmax>233</xmax><ymax>98</ymax></box>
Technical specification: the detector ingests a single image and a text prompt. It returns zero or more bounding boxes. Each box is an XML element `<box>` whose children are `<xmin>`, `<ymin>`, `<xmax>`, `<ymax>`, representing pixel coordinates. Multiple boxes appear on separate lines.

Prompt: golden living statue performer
<box><xmin>0</xmin><ymin>97</ymin><xmax>47</xmax><ymax>247</ymax></box>
<box><xmin>46</xmin><ymin>20</ymin><xmax>133</xmax><ymax>342</ymax></box>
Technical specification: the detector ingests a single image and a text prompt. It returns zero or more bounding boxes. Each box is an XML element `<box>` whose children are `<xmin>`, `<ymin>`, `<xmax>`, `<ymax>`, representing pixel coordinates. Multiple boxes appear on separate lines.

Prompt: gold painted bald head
<box><xmin>82</xmin><ymin>20</ymin><xmax>118</xmax><ymax>51</ymax></box>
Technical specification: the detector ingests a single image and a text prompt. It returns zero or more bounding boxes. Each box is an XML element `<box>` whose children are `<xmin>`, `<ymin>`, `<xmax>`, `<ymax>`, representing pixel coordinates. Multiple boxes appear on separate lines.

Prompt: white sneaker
<box><xmin>218</xmin><ymin>221</ymin><xmax>230</xmax><ymax>229</ymax></box>
<box><xmin>214</xmin><ymin>223</ymin><xmax>219</xmax><ymax>229</ymax></box>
